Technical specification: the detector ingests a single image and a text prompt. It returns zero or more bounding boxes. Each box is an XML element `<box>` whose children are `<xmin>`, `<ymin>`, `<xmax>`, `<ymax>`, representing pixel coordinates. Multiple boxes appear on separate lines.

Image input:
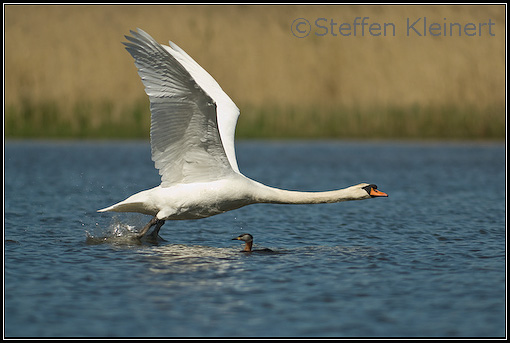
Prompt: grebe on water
<box><xmin>232</xmin><ymin>233</ymin><xmax>274</xmax><ymax>253</ymax></box>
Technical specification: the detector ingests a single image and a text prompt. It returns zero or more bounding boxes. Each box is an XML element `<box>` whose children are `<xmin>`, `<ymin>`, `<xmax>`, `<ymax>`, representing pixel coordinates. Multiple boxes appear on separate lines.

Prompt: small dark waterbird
<box><xmin>232</xmin><ymin>233</ymin><xmax>274</xmax><ymax>253</ymax></box>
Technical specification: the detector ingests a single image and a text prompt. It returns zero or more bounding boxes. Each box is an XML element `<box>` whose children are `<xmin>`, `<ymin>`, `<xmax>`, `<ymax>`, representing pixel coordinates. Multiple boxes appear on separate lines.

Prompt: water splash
<box><xmin>85</xmin><ymin>215</ymin><xmax>142</xmax><ymax>245</ymax></box>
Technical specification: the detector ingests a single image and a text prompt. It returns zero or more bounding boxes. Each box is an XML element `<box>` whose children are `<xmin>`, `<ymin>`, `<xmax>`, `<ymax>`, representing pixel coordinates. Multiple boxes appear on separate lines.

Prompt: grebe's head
<box><xmin>233</xmin><ymin>233</ymin><xmax>253</xmax><ymax>242</ymax></box>
<box><xmin>232</xmin><ymin>233</ymin><xmax>253</xmax><ymax>252</ymax></box>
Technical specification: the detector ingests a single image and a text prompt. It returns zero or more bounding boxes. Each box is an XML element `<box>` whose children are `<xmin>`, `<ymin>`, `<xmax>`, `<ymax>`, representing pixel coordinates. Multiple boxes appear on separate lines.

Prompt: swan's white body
<box><xmin>98</xmin><ymin>29</ymin><xmax>387</xmax><ymax>230</ymax></box>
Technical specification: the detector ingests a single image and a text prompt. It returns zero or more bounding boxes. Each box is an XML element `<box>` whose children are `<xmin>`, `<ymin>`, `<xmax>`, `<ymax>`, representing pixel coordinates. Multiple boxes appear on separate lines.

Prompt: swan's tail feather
<box><xmin>97</xmin><ymin>205</ymin><xmax>115</xmax><ymax>213</ymax></box>
<box><xmin>97</xmin><ymin>202</ymin><xmax>151</xmax><ymax>215</ymax></box>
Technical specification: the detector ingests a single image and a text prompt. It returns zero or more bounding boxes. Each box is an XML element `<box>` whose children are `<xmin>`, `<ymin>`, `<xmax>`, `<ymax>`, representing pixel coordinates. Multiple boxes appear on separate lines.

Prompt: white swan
<box><xmin>98</xmin><ymin>29</ymin><xmax>388</xmax><ymax>239</ymax></box>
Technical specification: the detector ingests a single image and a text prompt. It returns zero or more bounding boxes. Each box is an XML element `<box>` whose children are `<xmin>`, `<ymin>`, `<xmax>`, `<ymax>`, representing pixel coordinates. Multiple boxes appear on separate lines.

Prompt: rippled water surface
<box><xmin>4</xmin><ymin>141</ymin><xmax>505</xmax><ymax>337</ymax></box>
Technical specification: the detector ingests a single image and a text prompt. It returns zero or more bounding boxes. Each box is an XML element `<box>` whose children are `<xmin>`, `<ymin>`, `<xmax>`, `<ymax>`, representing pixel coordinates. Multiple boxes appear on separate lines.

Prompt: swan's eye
<box><xmin>362</xmin><ymin>184</ymin><xmax>372</xmax><ymax>194</ymax></box>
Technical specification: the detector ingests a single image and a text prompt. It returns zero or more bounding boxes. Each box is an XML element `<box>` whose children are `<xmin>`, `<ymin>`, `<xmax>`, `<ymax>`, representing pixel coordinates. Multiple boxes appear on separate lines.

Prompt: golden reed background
<box><xmin>4</xmin><ymin>5</ymin><xmax>505</xmax><ymax>139</ymax></box>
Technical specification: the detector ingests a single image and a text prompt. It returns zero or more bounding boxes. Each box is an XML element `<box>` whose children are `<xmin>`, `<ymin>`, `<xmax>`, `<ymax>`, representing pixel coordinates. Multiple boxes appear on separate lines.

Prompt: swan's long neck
<box><xmin>250</xmin><ymin>181</ymin><xmax>369</xmax><ymax>205</ymax></box>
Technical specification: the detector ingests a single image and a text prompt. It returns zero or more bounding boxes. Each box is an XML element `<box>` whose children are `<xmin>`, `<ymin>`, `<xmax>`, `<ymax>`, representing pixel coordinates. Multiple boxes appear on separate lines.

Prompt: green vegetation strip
<box><xmin>5</xmin><ymin>101</ymin><xmax>504</xmax><ymax>140</ymax></box>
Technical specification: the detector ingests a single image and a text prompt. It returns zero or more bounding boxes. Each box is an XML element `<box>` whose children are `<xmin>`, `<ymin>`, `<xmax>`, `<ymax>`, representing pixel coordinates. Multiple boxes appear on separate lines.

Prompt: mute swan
<box><xmin>233</xmin><ymin>233</ymin><xmax>273</xmax><ymax>252</ymax></box>
<box><xmin>98</xmin><ymin>29</ymin><xmax>388</xmax><ymax>239</ymax></box>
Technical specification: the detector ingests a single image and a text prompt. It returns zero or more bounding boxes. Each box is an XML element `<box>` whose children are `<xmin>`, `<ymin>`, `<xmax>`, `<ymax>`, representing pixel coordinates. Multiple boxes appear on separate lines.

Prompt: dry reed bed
<box><xmin>4</xmin><ymin>5</ymin><xmax>505</xmax><ymax>139</ymax></box>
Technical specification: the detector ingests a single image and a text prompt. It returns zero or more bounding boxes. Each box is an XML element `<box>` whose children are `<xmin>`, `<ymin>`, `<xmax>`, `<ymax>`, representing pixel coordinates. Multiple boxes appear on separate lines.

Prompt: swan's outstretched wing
<box><xmin>123</xmin><ymin>29</ymin><xmax>240</xmax><ymax>187</ymax></box>
<box><xmin>161</xmin><ymin>40</ymin><xmax>240</xmax><ymax>175</ymax></box>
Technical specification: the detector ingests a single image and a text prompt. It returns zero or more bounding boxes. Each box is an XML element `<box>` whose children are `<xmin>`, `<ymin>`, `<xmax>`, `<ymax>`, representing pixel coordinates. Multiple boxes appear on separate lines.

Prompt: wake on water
<box><xmin>85</xmin><ymin>215</ymin><xmax>157</xmax><ymax>245</ymax></box>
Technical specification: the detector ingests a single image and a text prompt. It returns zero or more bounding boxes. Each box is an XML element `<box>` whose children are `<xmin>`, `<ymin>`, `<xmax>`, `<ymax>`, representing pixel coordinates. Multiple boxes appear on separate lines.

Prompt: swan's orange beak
<box><xmin>370</xmin><ymin>188</ymin><xmax>388</xmax><ymax>197</ymax></box>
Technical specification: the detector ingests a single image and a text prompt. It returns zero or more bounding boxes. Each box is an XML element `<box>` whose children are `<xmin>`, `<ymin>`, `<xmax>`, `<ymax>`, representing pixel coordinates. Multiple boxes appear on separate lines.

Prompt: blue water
<box><xmin>4</xmin><ymin>140</ymin><xmax>506</xmax><ymax>337</ymax></box>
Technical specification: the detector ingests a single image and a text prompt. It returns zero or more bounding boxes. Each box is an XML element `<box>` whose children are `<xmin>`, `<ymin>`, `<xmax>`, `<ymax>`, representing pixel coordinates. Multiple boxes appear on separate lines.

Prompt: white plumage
<box><xmin>98</xmin><ymin>29</ymin><xmax>387</xmax><ymax>238</ymax></box>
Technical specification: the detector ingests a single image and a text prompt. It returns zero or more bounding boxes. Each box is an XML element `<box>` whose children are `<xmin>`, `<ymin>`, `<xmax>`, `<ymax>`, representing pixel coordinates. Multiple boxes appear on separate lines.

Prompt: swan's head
<box><xmin>361</xmin><ymin>183</ymin><xmax>388</xmax><ymax>198</ymax></box>
<box><xmin>232</xmin><ymin>233</ymin><xmax>253</xmax><ymax>251</ymax></box>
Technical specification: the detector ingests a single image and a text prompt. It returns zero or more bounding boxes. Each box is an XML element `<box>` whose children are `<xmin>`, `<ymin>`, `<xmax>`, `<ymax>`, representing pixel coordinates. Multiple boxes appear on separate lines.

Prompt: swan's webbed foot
<box><xmin>137</xmin><ymin>216</ymin><xmax>166</xmax><ymax>242</ymax></box>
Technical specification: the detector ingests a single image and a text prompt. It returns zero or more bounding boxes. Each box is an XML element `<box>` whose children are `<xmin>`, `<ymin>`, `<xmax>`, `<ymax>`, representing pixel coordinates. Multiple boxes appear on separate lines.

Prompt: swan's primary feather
<box><xmin>123</xmin><ymin>29</ymin><xmax>240</xmax><ymax>187</ymax></box>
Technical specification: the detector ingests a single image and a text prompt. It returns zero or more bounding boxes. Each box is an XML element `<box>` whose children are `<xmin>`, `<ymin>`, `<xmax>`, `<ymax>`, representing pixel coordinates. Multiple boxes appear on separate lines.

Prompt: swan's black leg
<box><xmin>137</xmin><ymin>216</ymin><xmax>166</xmax><ymax>242</ymax></box>
<box><xmin>146</xmin><ymin>219</ymin><xmax>166</xmax><ymax>241</ymax></box>
<box><xmin>137</xmin><ymin>216</ymin><xmax>158</xmax><ymax>238</ymax></box>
